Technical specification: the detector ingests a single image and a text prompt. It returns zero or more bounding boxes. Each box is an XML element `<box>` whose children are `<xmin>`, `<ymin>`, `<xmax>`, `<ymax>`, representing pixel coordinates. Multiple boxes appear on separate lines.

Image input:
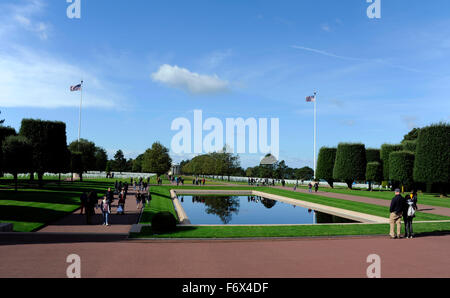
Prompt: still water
<box><xmin>178</xmin><ymin>196</ymin><xmax>358</xmax><ymax>225</ymax></box>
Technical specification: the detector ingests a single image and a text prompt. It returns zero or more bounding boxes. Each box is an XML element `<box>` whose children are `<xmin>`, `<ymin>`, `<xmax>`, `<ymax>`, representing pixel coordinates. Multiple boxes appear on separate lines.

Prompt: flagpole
<box><xmin>78</xmin><ymin>80</ymin><xmax>83</xmax><ymax>151</ymax></box>
<box><xmin>314</xmin><ymin>91</ymin><xmax>317</xmax><ymax>180</ymax></box>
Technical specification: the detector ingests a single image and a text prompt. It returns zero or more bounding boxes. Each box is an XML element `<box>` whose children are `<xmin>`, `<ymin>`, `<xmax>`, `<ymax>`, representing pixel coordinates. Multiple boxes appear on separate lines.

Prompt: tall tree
<box><xmin>380</xmin><ymin>144</ymin><xmax>403</xmax><ymax>182</ymax></box>
<box><xmin>68</xmin><ymin>139</ymin><xmax>97</xmax><ymax>181</ymax></box>
<box><xmin>141</xmin><ymin>142</ymin><xmax>172</xmax><ymax>176</ymax></box>
<box><xmin>295</xmin><ymin>167</ymin><xmax>314</xmax><ymax>181</ymax></box>
<box><xmin>0</xmin><ymin>126</ymin><xmax>17</xmax><ymax>177</ymax></box>
<box><xmin>20</xmin><ymin>119</ymin><xmax>68</xmax><ymax>186</ymax></box>
<box><xmin>333</xmin><ymin>143</ymin><xmax>367</xmax><ymax>189</ymax></box>
<box><xmin>132</xmin><ymin>154</ymin><xmax>144</xmax><ymax>173</ymax></box>
<box><xmin>413</xmin><ymin>123</ymin><xmax>450</xmax><ymax>197</ymax></box>
<box><xmin>390</xmin><ymin>151</ymin><xmax>415</xmax><ymax>192</ymax></box>
<box><xmin>366</xmin><ymin>162</ymin><xmax>383</xmax><ymax>191</ymax></box>
<box><xmin>316</xmin><ymin>147</ymin><xmax>337</xmax><ymax>187</ymax></box>
<box><xmin>94</xmin><ymin>147</ymin><xmax>108</xmax><ymax>172</ymax></box>
<box><xmin>113</xmin><ymin>150</ymin><xmax>127</xmax><ymax>172</ymax></box>
<box><xmin>2</xmin><ymin>136</ymin><xmax>32</xmax><ymax>191</ymax></box>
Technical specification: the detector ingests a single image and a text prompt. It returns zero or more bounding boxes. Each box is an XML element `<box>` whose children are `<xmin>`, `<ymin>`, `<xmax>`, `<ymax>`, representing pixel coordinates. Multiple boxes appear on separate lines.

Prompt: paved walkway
<box><xmin>38</xmin><ymin>187</ymin><xmax>143</xmax><ymax>234</ymax></box>
<box><xmin>272</xmin><ymin>186</ymin><xmax>450</xmax><ymax>217</ymax></box>
<box><xmin>0</xmin><ymin>235</ymin><xmax>449</xmax><ymax>278</ymax></box>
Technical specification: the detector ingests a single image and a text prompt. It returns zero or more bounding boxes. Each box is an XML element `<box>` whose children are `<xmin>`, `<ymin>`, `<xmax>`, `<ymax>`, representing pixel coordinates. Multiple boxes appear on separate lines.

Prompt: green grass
<box><xmin>260</xmin><ymin>188</ymin><xmax>449</xmax><ymax>221</ymax></box>
<box><xmin>140</xmin><ymin>187</ymin><xmax>178</xmax><ymax>224</ymax></box>
<box><xmin>0</xmin><ymin>178</ymin><xmax>114</xmax><ymax>232</ymax></box>
<box><xmin>130</xmin><ymin>222</ymin><xmax>450</xmax><ymax>238</ymax></box>
<box><xmin>315</xmin><ymin>187</ymin><xmax>450</xmax><ymax>208</ymax></box>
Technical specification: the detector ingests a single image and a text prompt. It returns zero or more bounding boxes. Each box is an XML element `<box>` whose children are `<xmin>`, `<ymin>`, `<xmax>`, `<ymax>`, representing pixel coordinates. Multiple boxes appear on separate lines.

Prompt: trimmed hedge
<box><xmin>333</xmin><ymin>143</ymin><xmax>366</xmax><ymax>189</ymax></box>
<box><xmin>390</xmin><ymin>151</ymin><xmax>415</xmax><ymax>190</ymax></box>
<box><xmin>19</xmin><ymin>119</ymin><xmax>69</xmax><ymax>181</ymax></box>
<box><xmin>316</xmin><ymin>147</ymin><xmax>337</xmax><ymax>188</ymax></box>
<box><xmin>366</xmin><ymin>162</ymin><xmax>383</xmax><ymax>187</ymax></box>
<box><xmin>413</xmin><ymin>123</ymin><xmax>450</xmax><ymax>195</ymax></box>
<box><xmin>366</xmin><ymin>148</ymin><xmax>381</xmax><ymax>163</ymax></box>
<box><xmin>402</xmin><ymin>140</ymin><xmax>417</xmax><ymax>153</ymax></box>
<box><xmin>380</xmin><ymin>144</ymin><xmax>403</xmax><ymax>181</ymax></box>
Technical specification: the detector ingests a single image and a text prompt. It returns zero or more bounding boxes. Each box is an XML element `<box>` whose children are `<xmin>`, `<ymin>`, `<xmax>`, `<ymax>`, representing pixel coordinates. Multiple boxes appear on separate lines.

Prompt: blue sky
<box><xmin>1</xmin><ymin>0</ymin><xmax>449</xmax><ymax>168</ymax></box>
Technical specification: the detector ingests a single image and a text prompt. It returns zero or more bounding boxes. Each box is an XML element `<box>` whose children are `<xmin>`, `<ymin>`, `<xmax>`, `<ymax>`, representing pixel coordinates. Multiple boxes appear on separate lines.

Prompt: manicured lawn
<box><xmin>260</xmin><ymin>188</ymin><xmax>450</xmax><ymax>221</ymax></box>
<box><xmin>131</xmin><ymin>222</ymin><xmax>450</xmax><ymax>238</ymax></box>
<box><xmin>140</xmin><ymin>187</ymin><xmax>178</xmax><ymax>224</ymax></box>
<box><xmin>315</xmin><ymin>187</ymin><xmax>450</xmax><ymax>208</ymax></box>
<box><xmin>0</xmin><ymin>178</ymin><xmax>114</xmax><ymax>232</ymax></box>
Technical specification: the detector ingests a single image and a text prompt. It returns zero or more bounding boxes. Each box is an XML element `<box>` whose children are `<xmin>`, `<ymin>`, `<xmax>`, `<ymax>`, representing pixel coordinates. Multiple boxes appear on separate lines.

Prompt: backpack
<box><xmin>407</xmin><ymin>203</ymin><xmax>416</xmax><ymax>217</ymax></box>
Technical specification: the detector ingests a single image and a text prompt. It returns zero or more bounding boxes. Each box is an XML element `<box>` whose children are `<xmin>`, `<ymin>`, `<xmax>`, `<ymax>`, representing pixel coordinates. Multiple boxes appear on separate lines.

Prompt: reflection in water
<box><xmin>186</xmin><ymin>196</ymin><xmax>357</xmax><ymax>225</ymax></box>
<box><xmin>260</xmin><ymin>198</ymin><xmax>277</xmax><ymax>209</ymax></box>
<box><xmin>192</xmin><ymin>196</ymin><xmax>240</xmax><ymax>224</ymax></box>
<box><xmin>315</xmin><ymin>211</ymin><xmax>356</xmax><ymax>224</ymax></box>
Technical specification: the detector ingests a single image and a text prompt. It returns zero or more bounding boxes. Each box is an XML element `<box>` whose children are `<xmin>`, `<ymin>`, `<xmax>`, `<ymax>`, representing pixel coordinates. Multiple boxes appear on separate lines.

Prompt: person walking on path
<box><xmin>314</xmin><ymin>182</ymin><xmax>319</xmax><ymax>193</ymax></box>
<box><xmin>86</xmin><ymin>191</ymin><xmax>98</xmax><ymax>225</ymax></box>
<box><xmin>403</xmin><ymin>192</ymin><xmax>418</xmax><ymax>239</ymax></box>
<box><xmin>100</xmin><ymin>197</ymin><xmax>111</xmax><ymax>226</ymax></box>
<box><xmin>106</xmin><ymin>188</ymin><xmax>114</xmax><ymax>211</ymax></box>
<box><xmin>389</xmin><ymin>189</ymin><xmax>405</xmax><ymax>239</ymax></box>
<box><xmin>308</xmin><ymin>183</ymin><xmax>313</xmax><ymax>193</ymax></box>
<box><xmin>118</xmin><ymin>190</ymin><xmax>126</xmax><ymax>215</ymax></box>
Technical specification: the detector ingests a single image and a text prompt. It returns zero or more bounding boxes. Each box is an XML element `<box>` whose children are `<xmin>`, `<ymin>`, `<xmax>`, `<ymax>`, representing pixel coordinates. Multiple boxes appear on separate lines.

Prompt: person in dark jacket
<box><xmin>403</xmin><ymin>192</ymin><xmax>418</xmax><ymax>239</ymax></box>
<box><xmin>80</xmin><ymin>192</ymin><xmax>88</xmax><ymax>215</ymax></box>
<box><xmin>389</xmin><ymin>189</ymin><xmax>405</xmax><ymax>239</ymax></box>
<box><xmin>106</xmin><ymin>188</ymin><xmax>114</xmax><ymax>211</ymax></box>
<box><xmin>86</xmin><ymin>191</ymin><xmax>98</xmax><ymax>225</ymax></box>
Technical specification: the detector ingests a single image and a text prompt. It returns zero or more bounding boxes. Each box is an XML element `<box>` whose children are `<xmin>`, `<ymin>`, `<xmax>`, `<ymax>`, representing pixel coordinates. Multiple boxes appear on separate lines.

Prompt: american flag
<box><xmin>306</xmin><ymin>95</ymin><xmax>316</xmax><ymax>102</ymax></box>
<box><xmin>70</xmin><ymin>83</ymin><xmax>82</xmax><ymax>92</ymax></box>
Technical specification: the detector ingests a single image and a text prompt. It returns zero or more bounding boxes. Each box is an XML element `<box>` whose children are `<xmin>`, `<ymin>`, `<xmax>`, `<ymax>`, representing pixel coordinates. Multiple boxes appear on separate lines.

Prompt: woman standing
<box><xmin>100</xmin><ymin>197</ymin><xmax>111</xmax><ymax>226</ymax></box>
<box><xmin>403</xmin><ymin>192</ymin><xmax>418</xmax><ymax>239</ymax></box>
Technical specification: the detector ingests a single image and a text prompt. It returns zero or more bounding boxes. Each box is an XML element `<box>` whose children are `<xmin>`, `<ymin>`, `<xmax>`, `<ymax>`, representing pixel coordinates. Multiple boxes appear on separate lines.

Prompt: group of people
<box><xmin>248</xmin><ymin>178</ymin><xmax>277</xmax><ymax>187</ymax></box>
<box><xmin>308</xmin><ymin>182</ymin><xmax>320</xmax><ymax>193</ymax></box>
<box><xmin>135</xmin><ymin>191</ymin><xmax>151</xmax><ymax>209</ymax></box>
<box><xmin>389</xmin><ymin>189</ymin><xmax>418</xmax><ymax>239</ymax></box>
<box><xmin>169</xmin><ymin>175</ymin><xmax>185</xmax><ymax>186</ymax></box>
<box><xmin>80</xmin><ymin>180</ymin><xmax>152</xmax><ymax>226</ymax></box>
<box><xmin>193</xmin><ymin>177</ymin><xmax>206</xmax><ymax>186</ymax></box>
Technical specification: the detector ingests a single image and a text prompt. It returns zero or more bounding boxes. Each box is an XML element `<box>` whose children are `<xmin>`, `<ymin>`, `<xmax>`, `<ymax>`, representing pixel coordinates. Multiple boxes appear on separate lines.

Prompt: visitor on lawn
<box><xmin>314</xmin><ymin>182</ymin><xmax>319</xmax><ymax>193</ymax></box>
<box><xmin>403</xmin><ymin>192</ymin><xmax>418</xmax><ymax>239</ymax></box>
<box><xmin>389</xmin><ymin>189</ymin><xmax>405</xmax><ymax>239</ymax></box>
<box><xmin>308</xmin><ymin>183</ymin><xmax>313</xmax><ymax>193</ymax></box>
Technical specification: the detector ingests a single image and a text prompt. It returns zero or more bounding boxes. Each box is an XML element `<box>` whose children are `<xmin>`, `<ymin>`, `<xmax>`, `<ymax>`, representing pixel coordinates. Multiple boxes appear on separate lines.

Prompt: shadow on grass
<box><xmin>0</xmin><ymin>205</ymin><xmax>72</xmax><ymax>226</ymax></box>
<box><xmin>0</xmin><ymin>190</ymin><xmax>82</xmax><ymax>206</ymax></box>
<box><xmin>137</xmin><ymin>226</ymin><xmax>198</xmax><ymax>237</ymax></box>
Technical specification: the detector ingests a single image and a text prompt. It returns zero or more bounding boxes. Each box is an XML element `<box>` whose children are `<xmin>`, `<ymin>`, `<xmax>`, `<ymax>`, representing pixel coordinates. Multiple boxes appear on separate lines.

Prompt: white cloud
<box><xmin>1</xmin><ymin>0</ymin><xmax>50</xmax><ymax>40</ymax></box>
<box><xmin>151</xmin><ymin>64</ymin><xmax>230</xmax><ymax>95</ymax></box>
<box><xmin>0</xmin><ymin>46</ymin><xmax>121</xmax><ymax>109</ymax></box>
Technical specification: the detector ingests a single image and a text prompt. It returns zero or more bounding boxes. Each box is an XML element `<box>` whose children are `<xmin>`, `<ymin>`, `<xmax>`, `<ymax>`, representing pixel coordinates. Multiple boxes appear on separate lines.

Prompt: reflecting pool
<box><xmin>178</xmin><ymin>195</ymin><xmax>358</xmax><ymax>225</ymax></box>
